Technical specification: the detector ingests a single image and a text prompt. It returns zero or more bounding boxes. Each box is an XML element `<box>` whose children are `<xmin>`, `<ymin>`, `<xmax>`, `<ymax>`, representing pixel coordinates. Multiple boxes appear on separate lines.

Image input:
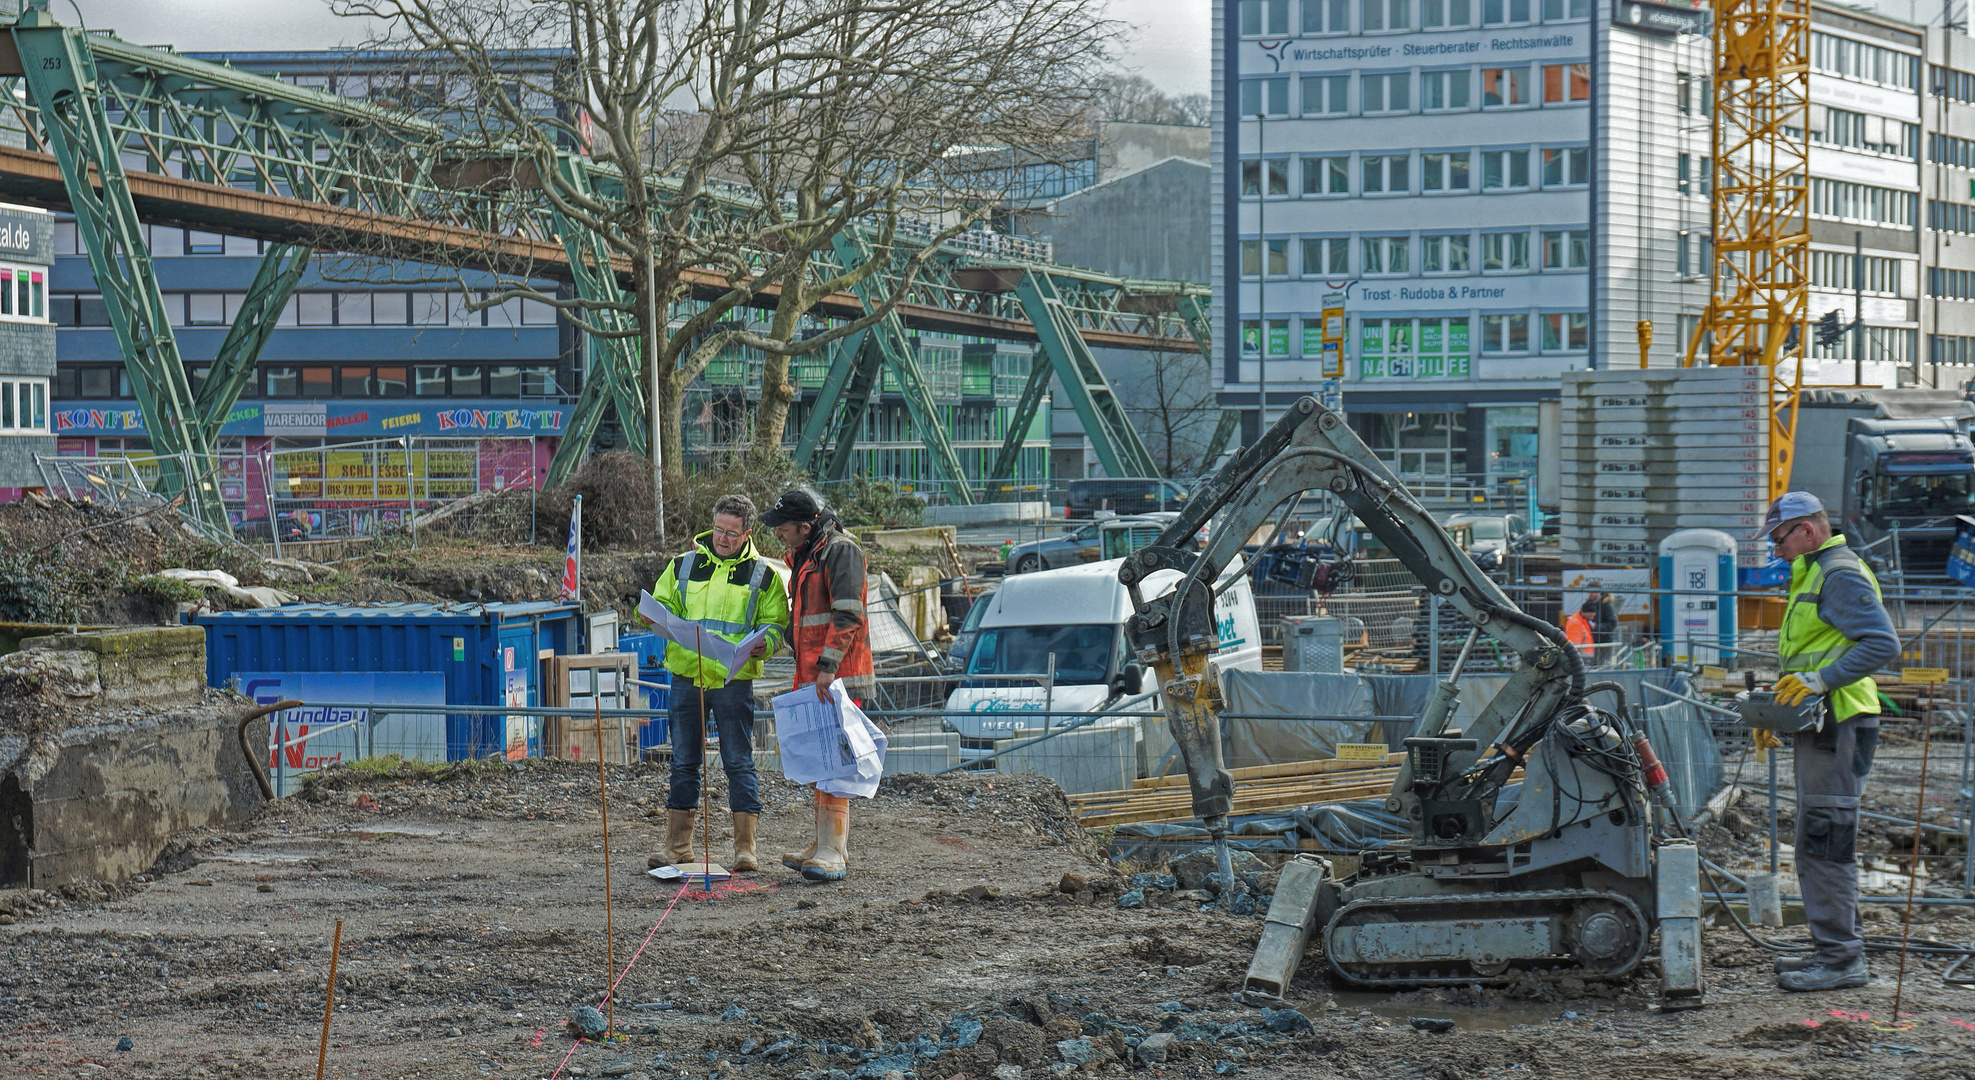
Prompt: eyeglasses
<box><xmin>711</xmin><ymin>527</ymin><xmax>746</xmax><ymax>541</ymax></box>
<box><xmin>1768</xmin><ymin>521</ymin><xmax>1805</xmax><ymax>546</ymax></box>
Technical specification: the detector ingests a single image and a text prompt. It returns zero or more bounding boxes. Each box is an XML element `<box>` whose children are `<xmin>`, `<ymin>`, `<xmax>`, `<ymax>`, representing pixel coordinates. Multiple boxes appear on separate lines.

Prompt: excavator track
<box><xmin>1324</xmin><ymin>887</ymin><xmax>1649</xmax><ymax>988</ymax></box>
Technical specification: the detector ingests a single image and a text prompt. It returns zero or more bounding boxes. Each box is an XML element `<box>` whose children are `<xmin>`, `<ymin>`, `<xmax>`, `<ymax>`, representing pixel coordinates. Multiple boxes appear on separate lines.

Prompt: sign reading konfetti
<box><xmin>53</xmin><ymin>398</ymin><xmax>569</xmax><ymax>438</ymax></box>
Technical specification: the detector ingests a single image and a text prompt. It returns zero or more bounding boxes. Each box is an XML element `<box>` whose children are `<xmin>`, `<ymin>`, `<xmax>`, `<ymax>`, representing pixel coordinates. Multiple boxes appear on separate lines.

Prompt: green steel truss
<box><xmin>1014</xmin><ymin>272</ymin><xmax>1158</xmax><ymax>480</ymax></box>
<box><xmin>545</xmin><ymin>160</ymin><xmax>648</xmax><ymax>485</ymax></box>
<box><xmin>196</xmin><ymin>243</ymin><xmax>311</xmax><ymax>421</ymax></box>
<box><xmin>1</xmin><ymin>12</ymin><xmax>1213</xmax><ymax>518</ymax></box>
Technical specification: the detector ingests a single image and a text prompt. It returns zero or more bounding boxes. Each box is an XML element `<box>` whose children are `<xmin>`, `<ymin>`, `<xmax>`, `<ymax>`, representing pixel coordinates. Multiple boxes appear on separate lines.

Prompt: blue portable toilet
<box><xmin>1658</xmin><ymin>529</ymin><xmax>1737</xmax><ymax>667</ymax></box>
<box><xmin>196</xmin><ymin>601</ymin><xmax>582</xmax><ymax>761</ymax></box>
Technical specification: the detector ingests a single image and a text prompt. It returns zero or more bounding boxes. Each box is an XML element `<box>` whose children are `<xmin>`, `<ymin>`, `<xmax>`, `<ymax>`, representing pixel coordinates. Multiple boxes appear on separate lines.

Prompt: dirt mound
<box><xmin>0</xmin><ymin>498</ymin><xmax>259</xmax><ymax>623</ymax></box>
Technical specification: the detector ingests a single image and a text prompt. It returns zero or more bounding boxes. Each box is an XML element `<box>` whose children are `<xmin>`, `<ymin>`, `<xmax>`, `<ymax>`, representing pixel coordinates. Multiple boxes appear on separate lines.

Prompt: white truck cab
<box><xmin>943</xmin><ymin>558</ymin><xmax>1263</xmax><ymax>771</ymax></box>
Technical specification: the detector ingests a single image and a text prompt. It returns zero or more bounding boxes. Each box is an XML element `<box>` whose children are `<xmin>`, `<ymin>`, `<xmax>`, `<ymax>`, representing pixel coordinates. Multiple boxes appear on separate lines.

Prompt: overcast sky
<box><xmin>68</xmin><ymin>0</ymin><xmax>1211</xmax><ymax>95</ymax></box>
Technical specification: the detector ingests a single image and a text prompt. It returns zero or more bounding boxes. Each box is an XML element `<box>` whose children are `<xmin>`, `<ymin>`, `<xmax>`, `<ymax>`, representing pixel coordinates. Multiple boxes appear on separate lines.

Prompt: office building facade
<box><xmin>1217</xmin><ymin>0</ymin><xmax>1957</xmax><ymax>486</ymax></box>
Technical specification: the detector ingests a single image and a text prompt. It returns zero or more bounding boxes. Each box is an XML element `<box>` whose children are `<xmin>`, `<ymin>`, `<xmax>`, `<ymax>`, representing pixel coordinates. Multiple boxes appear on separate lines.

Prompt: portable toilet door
<box><xmin>497</xmin><ymin>624</ymin><xmax>539</xmax><ymax>761</ymax></box>
<box><xmin>1658</xmin><ymin>528</ymin><xmax>1738</xmax><ymax>666</ymax></box>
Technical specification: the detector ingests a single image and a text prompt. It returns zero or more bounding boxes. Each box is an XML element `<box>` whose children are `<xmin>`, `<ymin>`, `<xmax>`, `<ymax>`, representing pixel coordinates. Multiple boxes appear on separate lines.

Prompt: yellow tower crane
<box><xmin>1685</xmin><ymin>0</ymin><xmax>1812</xmax><ymax>502</ymax></box>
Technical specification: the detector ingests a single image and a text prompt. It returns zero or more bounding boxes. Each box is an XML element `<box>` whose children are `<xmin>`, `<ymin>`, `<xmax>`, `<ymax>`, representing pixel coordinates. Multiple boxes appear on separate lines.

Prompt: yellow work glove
<box><xmin>1751</xmin><ymin>726</ymin><xmax>1782</xmax><ymax>764</ymax></box>
<box><xmin>1773</xmin><ymin>671</ymin><xmax>1825</xmax><ymax>707</ymax></box>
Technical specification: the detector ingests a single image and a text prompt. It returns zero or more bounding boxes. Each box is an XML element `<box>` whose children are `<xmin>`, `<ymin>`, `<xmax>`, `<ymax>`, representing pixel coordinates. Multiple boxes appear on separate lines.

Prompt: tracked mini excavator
<box><xmin>1120</xmin><ymin>398</ymin><xmax>1706</xmax><ymax>1007</ymax></box>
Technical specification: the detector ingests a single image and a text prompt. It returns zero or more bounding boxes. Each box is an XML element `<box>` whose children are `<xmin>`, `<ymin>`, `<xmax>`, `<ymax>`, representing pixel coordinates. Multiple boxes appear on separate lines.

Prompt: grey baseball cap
<box><xmin>1749</xmin><ymin>491</ymin><xmax>1825</xmax><ymax>541</ymax></box>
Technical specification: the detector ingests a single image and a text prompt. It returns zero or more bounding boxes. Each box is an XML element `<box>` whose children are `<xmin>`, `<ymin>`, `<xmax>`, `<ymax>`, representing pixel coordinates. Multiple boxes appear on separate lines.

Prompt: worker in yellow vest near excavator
<box><xmin>1753</xmin><ymin>492</ymin><xmax>1898</xmax><ymax>993</ymax></box>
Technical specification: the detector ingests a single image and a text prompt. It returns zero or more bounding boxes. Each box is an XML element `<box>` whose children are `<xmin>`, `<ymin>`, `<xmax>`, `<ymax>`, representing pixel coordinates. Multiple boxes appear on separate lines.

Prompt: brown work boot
<box><xmin>800</xmin><ymin>793</ymin><xmax>849</xmax><ymax>882</ymax></box>
<box><xmin>781</xmin><ymin>792</ymin><xmax>820</xmax><ymax>870</ymax></box>
<box><xmin>731</xmin><ymin>812</ymin><xmax>760</xmax><ymax>872</ymax></box>
<box><xmin>659</xmin><ymin>808</ymin><xmax>695</xmax><ymax>867</ymax></box>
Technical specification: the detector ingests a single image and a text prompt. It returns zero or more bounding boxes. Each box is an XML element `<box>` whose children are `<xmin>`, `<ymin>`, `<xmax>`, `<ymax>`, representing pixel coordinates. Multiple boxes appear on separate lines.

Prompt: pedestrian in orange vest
<box><xmin>1564</xmin><ymin>600</ymin><xmax>1597</xmax><ymax>659</ymax></box>
<box><xmin>762</xmin><ymin>487</ymin><xmax>872</xmax><ymax>883</ymax></box>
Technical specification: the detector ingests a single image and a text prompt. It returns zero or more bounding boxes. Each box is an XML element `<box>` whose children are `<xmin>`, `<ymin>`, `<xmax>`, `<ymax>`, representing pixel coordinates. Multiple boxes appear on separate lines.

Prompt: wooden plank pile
<box><xmin>1069</xmin><ymin>754</ymin><xmax>1404</xmax><ymax>828</ymax></box>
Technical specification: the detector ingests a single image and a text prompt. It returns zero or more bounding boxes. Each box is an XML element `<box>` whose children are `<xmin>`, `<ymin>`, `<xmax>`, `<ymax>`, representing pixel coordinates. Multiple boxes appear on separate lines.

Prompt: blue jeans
<box><xmin>667</xmin><ymin>679</ymin><xmax>760</xmax><ymax>814</ymax></box>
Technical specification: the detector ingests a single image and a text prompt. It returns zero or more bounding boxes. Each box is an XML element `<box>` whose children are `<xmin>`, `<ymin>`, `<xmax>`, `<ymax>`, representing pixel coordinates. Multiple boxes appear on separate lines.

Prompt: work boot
<box><xmin>1773</xmin><ymin>953</ymin><xmax>1819</xmax><ymax>974</ymax></box>
<box><xmin>781</xmin><ymin>792</ymin><xmax>822</xmax><ymax>870</ymax></box>
<box><xmin>731</xmin><ymin>812</ymin><xmax>760</xmax><ymax>873</ymax></box>
<box><xmin>1778</xmin><ymin>955</ymin><xmax>1870</xmax><ymax>992</ymax></box>
<box><xmin>800</xmin><ymin>793</ymin><xmax>850</xmax><ymax>882</ymax></box>
<box><xmin>661</xmin><ymin>808</ymin><xmax>696</xmax><ymax>867</ymax></box>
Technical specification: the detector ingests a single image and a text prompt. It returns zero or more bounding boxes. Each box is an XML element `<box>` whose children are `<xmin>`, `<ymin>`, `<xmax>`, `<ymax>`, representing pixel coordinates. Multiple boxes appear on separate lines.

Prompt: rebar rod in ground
<box><xmin>1893</xmin><ymin>716</ymin><xmax>1933</xmax><ymax>1022</ymax></box>
<box><xmin>316</xmin><ymin>918</ymin><xmax>343</xmax><ymax>1080</ymax></box>
<box><xmin>595</xmin><ymin>701</ymin><xmax>615</xmax><ymax>1038</ymax></box>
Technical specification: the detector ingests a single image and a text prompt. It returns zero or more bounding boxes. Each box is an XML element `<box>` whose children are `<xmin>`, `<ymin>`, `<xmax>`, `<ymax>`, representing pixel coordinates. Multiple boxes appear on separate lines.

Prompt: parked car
<box><xmin>1441</xmin><ymin>512</ymin><xmax>1533</xmax><ymax>559</ymax></box>
<box><xmin>1004</xmin><ymin>512</ymin><xmax>1184</xmax><ymax>574</ymax></box>
<box><xmin>942</xmin><ymin>585</ymin><xmax>999</xmax><ymax>674</ymax></box>
<box><xmin>1063</xmin><ymin>477</ymin><xmax>1189</xmax><ymax>520</ymax></box>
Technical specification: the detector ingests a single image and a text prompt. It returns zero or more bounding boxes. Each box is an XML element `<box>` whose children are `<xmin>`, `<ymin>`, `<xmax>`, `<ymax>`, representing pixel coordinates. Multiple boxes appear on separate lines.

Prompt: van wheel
<box><xmin>1014</xmin><ymin>554</ymin><xmax>1041</xmax><ymax>573</ymax></box>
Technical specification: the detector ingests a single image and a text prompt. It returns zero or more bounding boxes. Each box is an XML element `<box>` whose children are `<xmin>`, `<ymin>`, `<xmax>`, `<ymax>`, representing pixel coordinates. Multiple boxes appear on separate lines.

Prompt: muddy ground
<box><xmin>4</xmin><ymin>763</ymin><xmax>1974</xmax><ymax>1080</ymax></box>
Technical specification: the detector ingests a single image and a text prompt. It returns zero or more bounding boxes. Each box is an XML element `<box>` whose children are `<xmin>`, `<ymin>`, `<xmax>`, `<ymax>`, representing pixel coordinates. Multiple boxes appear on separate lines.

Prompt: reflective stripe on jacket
<box><xmin>1779</xmin><ymin>535</ymin><xmax>1882</xmax><ymax>722</ymax></box>
<box><xmin>650</xmin><ymin>531</ymin><xmax>790</xmax><ymax>687</ymax></box>
<box><xmin>789</xmin><ymin>525</ymin><xmax>873</xmax><ymax>690</ymax></box>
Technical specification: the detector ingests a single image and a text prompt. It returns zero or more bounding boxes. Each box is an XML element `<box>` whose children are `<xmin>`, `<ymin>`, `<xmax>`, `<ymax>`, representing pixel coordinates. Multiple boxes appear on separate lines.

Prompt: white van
<box><xmin>943</xmin><ymin>558</ymin><xmax>1263</xmax><ymax>771</ymax></box>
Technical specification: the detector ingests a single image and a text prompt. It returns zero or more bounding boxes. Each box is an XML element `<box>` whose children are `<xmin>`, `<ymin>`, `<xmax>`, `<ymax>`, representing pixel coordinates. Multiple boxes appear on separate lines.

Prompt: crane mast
<box><xmin>1688</xmin><ymin>0</ymin><xmax>1812</xmax><ymax>501</ymax></box>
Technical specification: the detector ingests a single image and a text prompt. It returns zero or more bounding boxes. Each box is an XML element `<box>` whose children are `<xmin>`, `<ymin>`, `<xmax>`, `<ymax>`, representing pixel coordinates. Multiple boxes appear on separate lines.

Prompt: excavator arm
<box><xmin>1119</xmin><ymin>398</ymin><xmax>1585</xmax><ymax>875</ymax></box>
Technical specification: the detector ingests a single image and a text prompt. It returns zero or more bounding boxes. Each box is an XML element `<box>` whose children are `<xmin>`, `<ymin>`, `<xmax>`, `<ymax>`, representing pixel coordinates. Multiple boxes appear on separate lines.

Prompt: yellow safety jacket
<box><xmin>1778</xmin><ymin>535</ymin><xmax>1882</xmax><ymax>722</ymax></box>
<box><xmin>650</xmin><ymin>532</ymin><xmax>790</xmax><ymax>688</ymax></box>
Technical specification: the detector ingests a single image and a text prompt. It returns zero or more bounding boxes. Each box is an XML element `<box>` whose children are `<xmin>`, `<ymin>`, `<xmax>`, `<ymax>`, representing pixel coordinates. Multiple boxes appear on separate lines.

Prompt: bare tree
<box><xmin>1116</xmin><ymin>346</ymin><xmax>1217</xmax><ymax>476</ymax></box>
<box><xmin>1091</xmin><ymin>72</ymin><xmax>1210</xmax><ymax>126</ymax></box>
<box><xmin>331</xmin><ymin>0</ymin><xmax>1115</xmax><ymax>477</ymax></box>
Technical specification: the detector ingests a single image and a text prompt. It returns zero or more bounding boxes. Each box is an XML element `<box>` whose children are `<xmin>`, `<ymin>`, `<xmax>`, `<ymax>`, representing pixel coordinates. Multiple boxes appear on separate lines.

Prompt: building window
<box><xmin>1361</xmin><ymin>235</ymin><xmax>1410</xmax><ymax>275</ymax></box>
<box><xmin>1362</xmin><ymin>153</ymin><xmax>1411</xmax><ymax>194</ymax></box>
<box><xmin>1420</xmin><ymin>70</ymin><xmax>1471</xmax><ymax>110</ymax></box>
<box><xmin>1357</xmin><ymin>318</ymin><xmax>1469</xmax><ymax>378</ymax></box>
<box><xmin>1542</xmin><ymin>229</ymin><xmax>1589</xmax><ymax>269</ymax></box>
<box><xmin>1813</xmin><ymin>32</ymin><xmax>1918</xmax><ymax>91</ymax></box>
<box><xmin>1934</xmin><ymin>65</ymin><xmax>1975</xmax><ymax>103</ymax></box>
<box><xmin>1932</xmin><ymin>335</ymin><xmax>1975</xmax><ymax>364</ymax></box>
<box><xmin>1676</xmin><ymin>230</ymin><xmax>1692</xmax><ymax>277</ymax></box>
<box><xmin>1241</xmin><ymin>158</ymin><xmax>1291</xmax><ymax>196</ymax></box>
<box><xmin>1541</xmin><ymin>311</ymin><xmax>1589</xmax><ymax>351</ymax></box>
<box><xmin>1541</xmin><ymin>146</ymin><xmax>1589</xmax><ymax>186</ymax></box>
<box><xmin>1809</xmin><ymin>250</ymin><xmax>1904</xmax><ymax>295</ymax></box>
<box><xmin>1361</xmin><ymin>0</ymin><xmax>1411</xmax><ymax>31</ymax></box>
<box><xmin>1301</xmin><ymin>74</ymin><xmax>1349</xmax><ymax>115</ymax></box>
<box><xmin>1930</xmin><ymin>199</ymin><xmax>1975</xmax><ymax>234</ymax></box>
<box><xmin>414</xmin><ymin>365</ymin><xmax>448</xmax><ymax>395</ymax></box>
<box><xmin>1481</xmin><ymin>66</ymin><xmax>1528</xmax><ymax>107</ymax></box>
<box><xmin>1481</xmin><ymin>230</ymin><xmax>1530</xmax><ymax>270</ymax></box>
<box><xmin>1421</xmin><ymin>0</ymin><xmax>1472</xmax><ymax>28</ymax></box>
<box><xmin>1240</xmin><ymin>77</ymin><xmax>1290</xmax><ymax>117</ymax></box>
<box><xmin>187</xmin><ymin>293</ymin><xmax>226</xmax><ymax>326</ymax></box>
<box><xmin>1421</xmin><ymin>151</ymin><xmax>1471</xmax><ymax>192</ymax></box>
<box><xmin>1540</xmin><ymin>0</ymin><xmax>1588</xmax><ymax>16</ymax></box>
<box><xmin>0</xmin><ymin>378</ymin><xmax>49</xmax><ymax>433</ymax></box>
<box><xmin>0</xmin><ymin>265</ymin><xmax>46</xmax><ymax>322</ymax></box>
<box><xmin>1302</xmin><ymin>0</ymin><xmax>1350</xmax><ymax>33</ymax></box>
<box><xmin>1542</xmin><ymin>63</ymin><xmax>1589</xmax><ymax>103</ymax></box>
<box><xmin>1480</xmin><ymin>313</ymin><xmax>1530</xmax><ymax>353</ymax></box>
<box><xmin>1239</xmin><ymin>0</ymin><xmax>1290</xmax><ymax>35</ymax></box>
<box><xmin>1241</xmin><ymin>239</ymin><xmax>1290</xmax><ymax>276</ymax></box>
<box><xmin>1240</xmin><ymin>320</ymin><xmax>1291</xmax><ymax>357</ymax></box>
<box><xmin>1361</xmin><ymin>72</ymin><xmax>1411</xmax><ymax>113</ymax></box>
<box><xmin>1303</xmin><ymin>236</ymin><xmax>1350</xmax><ymax>275</ymax></box>
<box><xmin>1817</xmin><ymin>107</ymin><xmax>1919</xmax><ymax>157</ymax></box>
<box><xmin>1481</xmin><ymin>149</ymin><xmax>1530</xmax><ymax>190</ymax></box>
<box><xmin>1929</xmin><ymin>131</ymin><xmax>1975</xmax><ymax>167</ymax></box>
<box><xmin>1302</xmin><ymin>156</ymin><xmax>1350</xmax><ymax>195</ymax></box>
<box><xmin>1810</xmin><ymin>178</ymin><xmax>1917</xmax><ymax>226</ymax></box>
<box><xmin>297</xmin><ymin>293</ymin><xmax>334</xmax><ymax>326</ymax></box>
<box><xmin>1481</xmin><ymin>0</ymin><xmax>1531</xmax><ymax>24</ymax></box>
<box><xmin>1421</xmin><ymin>233</ymin><xmax>1471</xmax><ymax>272</ymax></box>
<box><xmin>186</xmin><ymin>230</ymin><xmax>225</xmax><ymax>255</ymax></box>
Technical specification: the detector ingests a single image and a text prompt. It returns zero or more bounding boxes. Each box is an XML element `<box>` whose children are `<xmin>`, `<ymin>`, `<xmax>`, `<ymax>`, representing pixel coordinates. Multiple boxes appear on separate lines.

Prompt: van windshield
<box><xmin>968</xmin><ymin>624</ymin><xmax>1116</xmax><ymax>684</ymax></box>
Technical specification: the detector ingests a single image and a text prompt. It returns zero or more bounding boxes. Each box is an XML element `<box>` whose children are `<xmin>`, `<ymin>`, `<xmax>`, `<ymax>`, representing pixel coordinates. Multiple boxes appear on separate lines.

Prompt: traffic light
<box><xmin>1815</xmin><ymin>309</ymin><xmax>1844</xmax><ymax>347</ymax></box>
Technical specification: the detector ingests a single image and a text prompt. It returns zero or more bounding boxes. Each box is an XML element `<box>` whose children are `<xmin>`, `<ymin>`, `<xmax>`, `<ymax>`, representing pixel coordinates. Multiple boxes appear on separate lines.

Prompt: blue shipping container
<box><xmin>197</xmin><ymin>601</ymin><xmax>583</xmax><ymax>760</ymax></box>
<box><xmin>620</xmin><ymin>632</ymin><xmax>673</xmax><ymax>752</ymax></box>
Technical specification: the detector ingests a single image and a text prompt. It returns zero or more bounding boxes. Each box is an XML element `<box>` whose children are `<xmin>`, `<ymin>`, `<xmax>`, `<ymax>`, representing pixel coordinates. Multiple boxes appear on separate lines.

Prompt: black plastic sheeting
<box><xmin>1109</xmin><ymin>668</ymin><xmax>1723</xmax><ymax>860</ymax></box>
